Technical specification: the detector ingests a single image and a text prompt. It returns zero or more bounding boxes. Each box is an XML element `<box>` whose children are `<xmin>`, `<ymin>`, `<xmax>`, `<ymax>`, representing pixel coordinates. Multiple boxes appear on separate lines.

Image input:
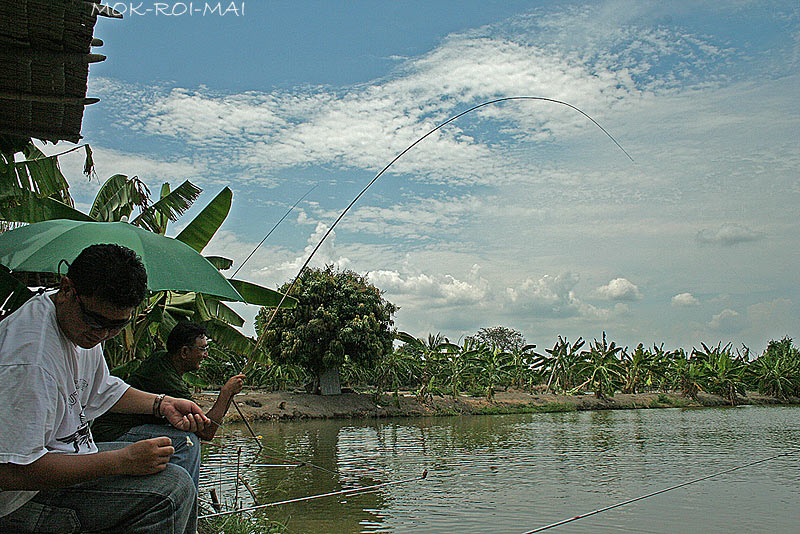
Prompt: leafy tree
<box><xmin>691</xmin><ymin>342</ymin><xmax>747</xmax><ymax>406</ymax></box>
<box><xmin>0</xmin><ymin>137</ymin><xmax>94</xmax><ymax>226</ymax></box>
<box><xmin>471</xmin><ymin>326</ymin><xmax>527</xmax><ymax>352</ymax></box>
<box><xmin>256</xmin><ymin>266</ymin><xmax>397</xmax><ymax>393</ymax></box>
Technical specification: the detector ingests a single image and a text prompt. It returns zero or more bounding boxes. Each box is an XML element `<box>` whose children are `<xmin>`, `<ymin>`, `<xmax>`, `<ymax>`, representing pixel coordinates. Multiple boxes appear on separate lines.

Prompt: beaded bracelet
<box><xmin>152</xmin><ymin>393</ymin><xmax>166</xmax><ymax>418</ymax></box>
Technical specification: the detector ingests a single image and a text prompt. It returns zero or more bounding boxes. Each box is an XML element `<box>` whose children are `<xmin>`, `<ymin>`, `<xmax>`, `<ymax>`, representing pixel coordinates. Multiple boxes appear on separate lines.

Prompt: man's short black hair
<box><xmin>167</xmin><ymin>321</ymin><xmax>207</xmax><ymax>355</ymax></box>
<box><xmin>68</xmin><ymin>244</ymin><xmax>147</xmax><ymax>308</ymax></box>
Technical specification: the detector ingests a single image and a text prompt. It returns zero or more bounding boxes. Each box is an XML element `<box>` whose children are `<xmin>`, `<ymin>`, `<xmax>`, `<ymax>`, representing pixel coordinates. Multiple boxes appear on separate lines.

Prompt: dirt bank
<box><xmin>194</xmin><ymin>389</ymin><xmax>798</xmax><ymax>423</ymax></box>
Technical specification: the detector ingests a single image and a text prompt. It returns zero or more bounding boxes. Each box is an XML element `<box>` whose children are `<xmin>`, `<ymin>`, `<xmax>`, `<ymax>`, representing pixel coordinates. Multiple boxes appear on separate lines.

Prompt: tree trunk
<box><xmin>319</xmin><ymin>367</ymin><xmax>341</xmax><ymax>395</ymax></box>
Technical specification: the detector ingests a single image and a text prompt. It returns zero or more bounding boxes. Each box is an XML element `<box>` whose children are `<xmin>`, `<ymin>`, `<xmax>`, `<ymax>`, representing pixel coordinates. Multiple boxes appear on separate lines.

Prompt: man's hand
<box><xmin>161</xmin><ymin>396</ymin><xmax>210</xmax><ymax>433</ymax></box>
<box><xmin>221</xmin><ymin>374</ymin><xmax>246</xmax><ymax>397</ymax></box>
<box><xmin>115</xmin><ymin>437</ymin><xmax>174</xmax><ymax>476</ymax></box>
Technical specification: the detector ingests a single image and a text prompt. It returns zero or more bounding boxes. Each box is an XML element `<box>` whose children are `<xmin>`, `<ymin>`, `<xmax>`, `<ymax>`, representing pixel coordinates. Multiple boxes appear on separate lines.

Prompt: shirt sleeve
<box><xmin>82</xmin><ymin>350</ymin><xmax>130</xmax><ymax>420</ymax></box>
<box><xmin>0</xmin><ymin>364</ymin><xmax>59</xmax><ymax>465</ymax></box>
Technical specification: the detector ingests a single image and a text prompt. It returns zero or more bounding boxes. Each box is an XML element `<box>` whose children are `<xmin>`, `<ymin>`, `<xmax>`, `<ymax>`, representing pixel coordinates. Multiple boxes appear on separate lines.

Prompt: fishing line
<box><xmin>199</xmin><ymin>469</ymin><xmax>428</xmax><ymax>519</ymax></box>
<box><xmin>232</xmin><ymin>184</ymin><xmax>318</xmax><ymax>278</ymax></box>
<box><xmin>519</xmin><ymin>450</ymin><xmax>796</xmax><ymax>533</ymax></box>
<box><xmin>242</xmin><ymin>96</ymin><xmax>633</xmax><ymax>372</ymax></box>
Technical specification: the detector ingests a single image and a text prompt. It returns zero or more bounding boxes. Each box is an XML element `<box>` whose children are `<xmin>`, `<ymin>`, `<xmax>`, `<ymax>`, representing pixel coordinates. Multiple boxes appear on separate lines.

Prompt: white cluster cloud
<box><xmin>593</xmin><ymin>277</ymin><xmax>642</xmax><ymax>301</ymax></box>
<box><xmin>672</xmin><ymin>292</ymin><xmax>700</xmax><ymax>307</ymax></box>
<box><xmin>367</xmin><ymin>268</ymin><xmax>489</xmax><ymax>307</ymax></box>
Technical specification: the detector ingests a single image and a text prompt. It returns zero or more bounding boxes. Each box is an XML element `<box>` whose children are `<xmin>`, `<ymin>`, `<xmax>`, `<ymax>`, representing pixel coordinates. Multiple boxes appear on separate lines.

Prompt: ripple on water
<box><xmin>199</xmin><ymin>406</ymin><xmax>800</xmax><ymax>533</ymax></box>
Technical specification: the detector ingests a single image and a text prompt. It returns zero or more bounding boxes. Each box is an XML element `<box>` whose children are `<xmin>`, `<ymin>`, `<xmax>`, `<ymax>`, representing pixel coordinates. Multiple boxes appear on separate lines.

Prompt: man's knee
<box><xmin>159</xmin><ymin>463</ymin><xmax>197</xmax><ymax>503</ymax></box>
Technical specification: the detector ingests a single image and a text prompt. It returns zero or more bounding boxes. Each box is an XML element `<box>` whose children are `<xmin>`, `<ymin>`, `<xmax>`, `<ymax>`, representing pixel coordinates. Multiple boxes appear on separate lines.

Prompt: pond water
<box><xmin>199</xmin><ymin>405</ymin><xmax>800</xmax><ymax>533</ymax></box>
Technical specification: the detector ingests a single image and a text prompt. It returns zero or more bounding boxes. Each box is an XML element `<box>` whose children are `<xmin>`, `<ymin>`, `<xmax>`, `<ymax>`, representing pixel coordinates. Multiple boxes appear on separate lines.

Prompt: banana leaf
<box><xmin>0</xmin><ymin>188</ymin><xmax>93</xmax><ymax>223</ymax></box>
<box><xmin>175</xmin><ymin>187</ymin><xmax>232</xmax><ymax>253</ymax></box>
<box><xmin>228</xmin><ymin>278</ymin><xmax>298</xmax><ymax>307</ymax></box>
<box><xmin>204</xmin><ymin>319</ymin><xmax>255</xmax><ymax>356</ymax></box>
<box><xmin>132</xmin><ymin>180</ymin><xmax>202</xmax><ymax>232</ymax></box>
<box><xmin>89</xmin><ymin>174</ymin><xmax>150</xmax><ymax>222</ymax></box>
<box><xmin>205</xmin><ymin>256</ymin><xmax>233</xmax><ymax>271</ymax></box>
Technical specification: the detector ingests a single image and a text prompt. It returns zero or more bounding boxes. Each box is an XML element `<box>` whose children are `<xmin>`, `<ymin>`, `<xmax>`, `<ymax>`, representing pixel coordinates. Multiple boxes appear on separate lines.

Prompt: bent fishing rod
<box><xmin>199</xmin><ymin>469</ymin><xmax>428</xmax><ymax>519</ymax></box>
<box><xmin>519</xmin><ymin>450</ymin><xmax>796</xmax><ymax>533</ymax></box>
<box><xmin>241</xmin><ymin>96</ymin><xmax>633</xmax><ymax>373</ymax></box>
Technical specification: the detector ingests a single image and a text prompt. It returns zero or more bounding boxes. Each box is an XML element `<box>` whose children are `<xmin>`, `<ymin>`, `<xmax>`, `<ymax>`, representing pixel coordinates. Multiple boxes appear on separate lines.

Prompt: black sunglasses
<box><xmin>75</xmin><ymin>294</ymin><xmax>132</xmax><ymax>331</ymax></box>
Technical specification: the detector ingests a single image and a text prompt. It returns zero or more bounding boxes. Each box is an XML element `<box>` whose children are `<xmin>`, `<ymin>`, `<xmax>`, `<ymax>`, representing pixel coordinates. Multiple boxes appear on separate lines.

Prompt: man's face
<box><xmin>61</xmin><ymin>279</ymin><xmax>134</xmax><ymax>349</ymax></box>
<box><xmin>181</xmin><ymin>336</ymin><xmax>210</xmax><ymax>371</ymax></box>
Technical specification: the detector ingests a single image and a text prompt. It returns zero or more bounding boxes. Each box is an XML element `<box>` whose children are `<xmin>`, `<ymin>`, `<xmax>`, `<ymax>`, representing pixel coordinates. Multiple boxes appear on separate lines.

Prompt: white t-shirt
<box><xmin>0</xmin><ymin>292</ymin><xmax>129</xmax><ymax>517</ymax></box>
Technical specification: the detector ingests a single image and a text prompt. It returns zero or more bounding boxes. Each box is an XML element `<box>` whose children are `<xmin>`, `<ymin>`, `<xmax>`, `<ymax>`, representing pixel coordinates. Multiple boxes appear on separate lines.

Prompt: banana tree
<box><xmin>694</xmin><ymin>342</ymin><xmax>747</xmax><ymax>406</ymax></box>
<box><xmin>468</xmin><ymin>344</ymin><xmax>514</xmax><ymax>401</ymax></box>
<box><xmin>574</xmin><ymin>332</ymin><xmax>624</xmax><ymax>399</ymax></box>
<box><xmin>534</xmin><ymin>336</ymin><xmax>586</xmax><ymax>394</ymax></box>
<box><xmin>747</xmin><ymin>337</ymin><xmax>800</xmax><ymax>399</ymax></box>
<box><xmin>396</xmin><ymin>332</ymin><xmax>457</xmax><ymax>401</ymax></box>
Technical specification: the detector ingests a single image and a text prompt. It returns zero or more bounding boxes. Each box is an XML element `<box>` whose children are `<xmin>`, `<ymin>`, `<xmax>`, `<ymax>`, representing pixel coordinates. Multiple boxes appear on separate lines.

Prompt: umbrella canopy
<box><xmin>0</xmin><ymin>220</ymin><xmax>244</xmax><ymax>301</ymax></box>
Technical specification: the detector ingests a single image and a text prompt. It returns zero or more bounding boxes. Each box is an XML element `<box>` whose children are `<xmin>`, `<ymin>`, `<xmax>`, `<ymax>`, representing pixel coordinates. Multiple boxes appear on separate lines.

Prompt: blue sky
<box><xmin>50</xmin><ymin>0</ymin><xmax>799</xmax><ymax>354</ymax></box>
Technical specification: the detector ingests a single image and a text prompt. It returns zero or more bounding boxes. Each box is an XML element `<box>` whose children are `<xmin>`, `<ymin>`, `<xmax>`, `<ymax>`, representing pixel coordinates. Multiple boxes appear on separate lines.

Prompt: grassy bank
<box><xmin>196</xmin><ymin>389</ymin><xmax>798</xmax><ymax>423</ymax></box>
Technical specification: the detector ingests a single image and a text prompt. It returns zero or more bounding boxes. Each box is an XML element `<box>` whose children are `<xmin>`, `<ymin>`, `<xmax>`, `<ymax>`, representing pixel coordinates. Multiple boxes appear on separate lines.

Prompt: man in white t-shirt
<box><xmin>0</xmin><ymin>243</ymin><xmax>210</xmax><ymax>534</ymax></box>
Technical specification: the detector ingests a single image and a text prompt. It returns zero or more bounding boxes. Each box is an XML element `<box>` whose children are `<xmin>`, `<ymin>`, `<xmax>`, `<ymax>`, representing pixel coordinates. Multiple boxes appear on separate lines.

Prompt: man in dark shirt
<box><xmin>93</xmin><ymin>321</ymin><xmax>244</xmax><ymax>487</ymax></box>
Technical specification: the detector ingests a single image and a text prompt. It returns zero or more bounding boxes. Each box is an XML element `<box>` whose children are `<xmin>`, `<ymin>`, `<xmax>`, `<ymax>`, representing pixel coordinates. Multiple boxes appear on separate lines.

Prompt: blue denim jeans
<box><xmin>114</xmin><ymin>424</ymin><xmax>202</xmax><ymax>488</ymax></box>
<box><xmin>0</xmin><ymin>442</ymin><xmax>196</xmax><ymax>534</ymax></box>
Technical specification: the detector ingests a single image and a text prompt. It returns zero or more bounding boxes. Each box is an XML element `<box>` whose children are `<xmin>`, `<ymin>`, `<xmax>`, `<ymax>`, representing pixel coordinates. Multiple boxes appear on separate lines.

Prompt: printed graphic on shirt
<box><xmin>57</xmin><ymin>378</ymin><xmax>94</xmax><ymax>453</ymax></box>
<box><xmin>56</xmin><ymin>409</ymin><xmax>94</xmax><ymax>453</ymax></box>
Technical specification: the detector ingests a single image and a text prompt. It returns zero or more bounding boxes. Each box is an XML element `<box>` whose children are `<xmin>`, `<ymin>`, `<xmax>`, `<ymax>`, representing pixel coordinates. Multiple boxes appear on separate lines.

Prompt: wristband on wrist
<box><xmin>152</xmin><ymin>393</ymin><xmax>166</xmax><ymax>418</ymax></box>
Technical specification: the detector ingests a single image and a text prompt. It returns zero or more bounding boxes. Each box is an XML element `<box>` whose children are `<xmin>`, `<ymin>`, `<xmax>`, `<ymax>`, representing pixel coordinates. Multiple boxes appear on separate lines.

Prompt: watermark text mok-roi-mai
<box><xmin>93</xmin><ymin>2</ymin><xmax>245</xmax><ymax>17</ymax></box>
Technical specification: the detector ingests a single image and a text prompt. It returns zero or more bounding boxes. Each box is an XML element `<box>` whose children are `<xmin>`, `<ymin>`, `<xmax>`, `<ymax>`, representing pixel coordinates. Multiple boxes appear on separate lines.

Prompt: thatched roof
<box><xmin>0</xmin><ymin>0</ymin><xmax>121</xmax><ymax>143</ymax></box>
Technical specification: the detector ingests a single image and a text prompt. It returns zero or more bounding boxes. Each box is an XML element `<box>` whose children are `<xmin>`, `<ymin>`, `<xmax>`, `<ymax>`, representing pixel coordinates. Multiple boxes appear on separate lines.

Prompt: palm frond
<box><xmin>132</xmin><ymin>180</ymin><xmax>202</xmax><ymax>232</ymax></box>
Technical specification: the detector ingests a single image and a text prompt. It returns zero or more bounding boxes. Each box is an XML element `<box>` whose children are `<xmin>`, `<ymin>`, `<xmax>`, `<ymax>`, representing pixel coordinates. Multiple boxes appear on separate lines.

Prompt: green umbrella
<box><xmin>0</xmin><ymin>219</ymin><xmax>244</xmax><ymax>301</ymax></box>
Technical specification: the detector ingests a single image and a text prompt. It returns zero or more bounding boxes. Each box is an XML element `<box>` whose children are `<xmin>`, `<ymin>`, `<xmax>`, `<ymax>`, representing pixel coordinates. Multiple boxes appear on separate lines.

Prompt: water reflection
<box><xmin>199</xmin><ymin>406</ymin><xmax>800</xmax><ymax>534</ymax></box>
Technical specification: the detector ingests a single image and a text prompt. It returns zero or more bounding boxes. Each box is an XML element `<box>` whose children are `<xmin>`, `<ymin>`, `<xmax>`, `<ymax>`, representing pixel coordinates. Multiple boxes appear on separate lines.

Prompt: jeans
<box><xmin>114</xmin><ymin>424</ymin><xmax>202</xmax><ymax>488</ymax></box>
<box><xmin>0</xmin><ymin>442</ymin><xmax>196</xmax><ymax>534</ymax></box>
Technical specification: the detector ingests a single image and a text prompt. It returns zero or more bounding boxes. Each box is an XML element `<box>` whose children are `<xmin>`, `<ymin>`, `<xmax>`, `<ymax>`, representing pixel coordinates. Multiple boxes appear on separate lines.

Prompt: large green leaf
<box><xmin>228</xmin><ymin>278</ymin><xmax>298</xmax><ymax>307</ymax></box>
<box><xmin>90</xmin><ymin>175</ymin><xmax>150</xmax><ymax>222</ymax></box>
<box><xmin>2</xmin><ymin>153</ymin><xmax>71</xmax><ymax>202</ymax></box>
<box><xmin>175</xmin><ymin>187</ymin><xmax>232</xmax><ymax>252</ymax></box>
<box><xmin>0</xmin><ymin>189</ymin><xmax>93</xmax><ymax>223</ymax></box>
<box><xmin>152</xmin><ymin>183</ymin><xmax>172</xmax><ymax>235</ymax></box>
<box><xmin>205</xmin><ymin>256</ymin><xmax>233</xmax><ymax>271</ymax></box>
<box><xmin>202</xmin><ymin>297</ymin><xmax>245</xmax><ymax>326</ymax></box>
<box><xmin>132</xmin><ymin>180</ymin><xmax>202</xmax><ymax>233</ymax></box>
<box><xmin>204</xmin><ymin>319</ymin><xmax>255</xmax><ymax>356</ymax></box>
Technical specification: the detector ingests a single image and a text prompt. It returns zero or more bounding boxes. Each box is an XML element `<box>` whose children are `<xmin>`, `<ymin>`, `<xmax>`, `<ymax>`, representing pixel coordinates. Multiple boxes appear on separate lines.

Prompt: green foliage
<box><xmin>256</xmin><ymin>266</ymin><xmax>397</xmax><ymax>387</ymax></box>
<box><xmin>574</xmin><ymin>332</ymin><xmax>624</xmax><ymax>399</ymax></box>
<box><xmin>665</xmin><ymin>348</ymin><xmax>704</xmax><ymax>400</ymax></box>
<box><xmin>199</xmin><ymin>514</ymin><xmax>286</xmax><ymax>534</ymax></box>
<box><xmin>747</xmin><ymin>337</ymin><xmax>800</xmax><ymax>399</ymax></box>
<box><xmin>469</xmin><ymin>345</ymin><xmax>514</xmax><ymax>401</ymax></box>
<box><xmin>693</xmin><ymin>342</ymin><xmax>748</xmax><ymax>405</ymax></box>
<box><xmin>471</xmin><ymin>326</ymin><xmax>527</xmax><ymax>352</ymax></box>
<box><xmin>535</xmin><ymin>336</ymin><xmax>586</xmax><ymax>393</ymax></box>
<box><xmin>0</xmin><ymin>139</ymin><xmax>93</xmax><ymax>223</ymax></box>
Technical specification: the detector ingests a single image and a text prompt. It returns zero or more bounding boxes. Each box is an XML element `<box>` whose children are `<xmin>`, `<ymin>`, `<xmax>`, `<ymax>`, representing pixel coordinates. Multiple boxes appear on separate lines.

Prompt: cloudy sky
<box><xmin>53</xmin><ymin>0</ymin><xmax>799</xmax><ymax>354</ymax></box>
